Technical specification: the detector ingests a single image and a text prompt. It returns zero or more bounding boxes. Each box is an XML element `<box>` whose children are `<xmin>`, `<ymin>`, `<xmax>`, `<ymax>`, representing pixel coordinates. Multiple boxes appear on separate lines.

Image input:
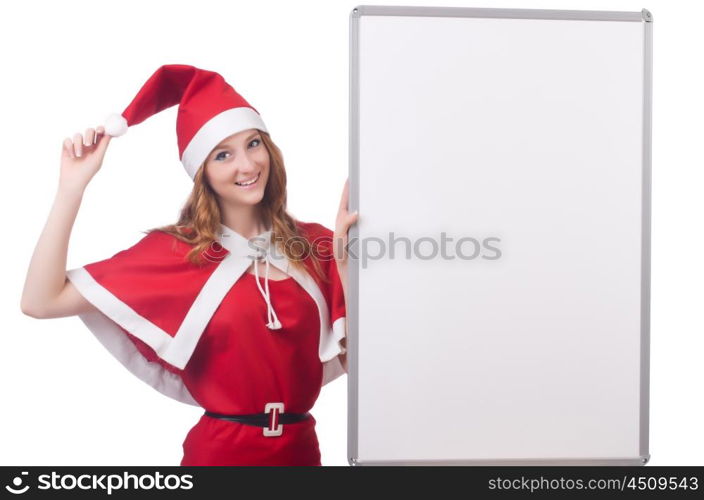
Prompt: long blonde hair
<box><xmin>145</xmin><ymin>130</ymin><xmax>326</xmax><ymax>283</ymax></box>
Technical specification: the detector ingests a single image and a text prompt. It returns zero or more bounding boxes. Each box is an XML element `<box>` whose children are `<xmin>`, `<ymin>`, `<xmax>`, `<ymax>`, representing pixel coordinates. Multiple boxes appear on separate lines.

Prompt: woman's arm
<box><xmin>20</xmin><ymin>127</ymin><xmax>111</xmax><ymax>319</ymax></box>
<box><xmin>339</xmin><ymin>344</ymin><xmax>348</xmax><ymax>373</ymax></box>
<box><xmin>337</xmin><ymin>265</ymin><xmax>349</xmax><ymax>373</ymax></box>
<box><xmin>20</xmin><ymin>188</ymin><xmax>95</xmax><ymax>318</ymax></box>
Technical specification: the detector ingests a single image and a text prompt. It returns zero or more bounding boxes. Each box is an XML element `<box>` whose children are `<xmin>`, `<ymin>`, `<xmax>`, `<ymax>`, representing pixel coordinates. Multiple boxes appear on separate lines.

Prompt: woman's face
<box><xmin>203</xmin><ymin>128</ymin><xmax>270</xmax><ymax>207</ymax></box>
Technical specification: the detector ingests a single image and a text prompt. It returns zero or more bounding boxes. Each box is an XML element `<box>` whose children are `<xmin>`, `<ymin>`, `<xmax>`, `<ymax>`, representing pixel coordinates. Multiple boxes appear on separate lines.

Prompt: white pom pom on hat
<box><xmin>103</xmin><ymin>113</ymin><xmax>128</xmax><ymax>137</ymax></box>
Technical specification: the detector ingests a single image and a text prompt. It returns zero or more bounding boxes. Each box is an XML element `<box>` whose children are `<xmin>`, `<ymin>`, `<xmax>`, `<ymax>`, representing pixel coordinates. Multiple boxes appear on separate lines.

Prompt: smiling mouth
<box><xmin>234</xmin><ymin>172</ymin><xmax>260</xmax><ymax>187</ymax></box>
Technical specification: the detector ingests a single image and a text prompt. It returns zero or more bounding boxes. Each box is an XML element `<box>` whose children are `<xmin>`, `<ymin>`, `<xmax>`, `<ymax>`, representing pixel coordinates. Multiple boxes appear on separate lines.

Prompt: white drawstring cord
<box><xmin>252</xmin><ymin>250</ymin><xmax>282</xmax><ymax>330</ymax></box>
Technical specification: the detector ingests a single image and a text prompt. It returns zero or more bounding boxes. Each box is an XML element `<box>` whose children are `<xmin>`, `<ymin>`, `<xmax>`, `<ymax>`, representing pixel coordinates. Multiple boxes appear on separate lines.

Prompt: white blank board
<box><xmin>348</xmin><ymin>6</ymin><xmax>652</xmax><ymax>466</ymax></box>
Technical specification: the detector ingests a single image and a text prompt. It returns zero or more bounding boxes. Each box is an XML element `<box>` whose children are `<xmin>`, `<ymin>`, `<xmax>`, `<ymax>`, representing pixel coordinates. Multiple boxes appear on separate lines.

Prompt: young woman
<box><xmin>20</xmin><ymin>64</ymin><xmax>358</xmax><ymax>466</ymax></box>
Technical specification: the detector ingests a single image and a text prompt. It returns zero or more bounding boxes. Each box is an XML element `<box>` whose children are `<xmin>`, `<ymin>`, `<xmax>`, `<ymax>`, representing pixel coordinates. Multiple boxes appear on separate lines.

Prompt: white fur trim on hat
<box><xmin>180</xmin><ymin>107</ymin><xmax>268</xmax><ymax>180</ymax></box>
<box><xmin>104</xmin><ymin>113</ymin><xmax>128</xmax><ymax>137</ymax></box>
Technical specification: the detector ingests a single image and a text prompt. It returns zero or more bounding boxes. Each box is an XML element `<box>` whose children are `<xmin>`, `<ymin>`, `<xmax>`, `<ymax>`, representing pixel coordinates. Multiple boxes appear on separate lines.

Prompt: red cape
<box><xmin>66</xmin><ymin>221</ymin><xmax>347</xmax><ymax>405</ymax></box>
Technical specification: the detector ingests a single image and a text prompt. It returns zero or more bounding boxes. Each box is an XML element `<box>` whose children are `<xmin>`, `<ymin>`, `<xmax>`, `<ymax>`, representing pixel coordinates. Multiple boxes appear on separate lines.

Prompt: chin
<box><xmin>226</xmin><ymin>188</ymin><xmax>265</xmax><ymax>205</ymax></box>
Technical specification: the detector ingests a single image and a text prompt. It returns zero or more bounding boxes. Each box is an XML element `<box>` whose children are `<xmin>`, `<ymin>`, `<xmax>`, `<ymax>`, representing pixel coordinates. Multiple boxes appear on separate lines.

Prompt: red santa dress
<box><xmin>65</xmin><ymin>221</ymin><xmax>347</xmax><ymax>466</ymax></box>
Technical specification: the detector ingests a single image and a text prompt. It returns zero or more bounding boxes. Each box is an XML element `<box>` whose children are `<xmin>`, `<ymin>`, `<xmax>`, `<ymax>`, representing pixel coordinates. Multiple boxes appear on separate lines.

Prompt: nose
<box><xmin>235</xmin><ymin>154</ymin><xmax>260</xmax><ymax>175</ymax></box>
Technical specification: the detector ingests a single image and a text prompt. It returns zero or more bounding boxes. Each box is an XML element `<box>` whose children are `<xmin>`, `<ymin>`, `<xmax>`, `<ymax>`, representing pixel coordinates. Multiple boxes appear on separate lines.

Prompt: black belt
<box><xmin>204</xmin><ymin>410</ymin><xmax>311</xmax><ymax>427</ymax></box>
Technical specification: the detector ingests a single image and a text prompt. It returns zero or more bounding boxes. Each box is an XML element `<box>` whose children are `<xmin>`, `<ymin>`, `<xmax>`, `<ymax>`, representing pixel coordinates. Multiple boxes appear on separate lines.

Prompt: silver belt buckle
<box><xmin>263</xmin><ymin>402</ymin><xmax>284</xmax><ymax>437</ymax></box>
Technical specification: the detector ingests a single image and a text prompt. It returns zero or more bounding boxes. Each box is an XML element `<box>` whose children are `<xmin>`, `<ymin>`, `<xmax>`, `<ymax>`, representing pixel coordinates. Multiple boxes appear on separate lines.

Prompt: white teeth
<box><xmin>235</xmin><ymin>173</ymin><xmax>259</xmax><ymax>186</ymax></box>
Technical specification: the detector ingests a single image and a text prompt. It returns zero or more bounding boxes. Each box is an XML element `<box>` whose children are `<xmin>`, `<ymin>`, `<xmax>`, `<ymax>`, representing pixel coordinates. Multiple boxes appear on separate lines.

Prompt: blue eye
<box><xmin>213</xmin><ymin>138</ymin><xmax>260</xmax><ymax>161</ymax></box>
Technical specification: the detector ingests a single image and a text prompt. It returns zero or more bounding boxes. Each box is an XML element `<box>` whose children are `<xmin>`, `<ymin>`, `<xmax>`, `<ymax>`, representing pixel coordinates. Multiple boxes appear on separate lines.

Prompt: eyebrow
<box><xmin>212</xmin><ymin>132</ymin><xmax>261</xmax><ymax>153</ymax></box>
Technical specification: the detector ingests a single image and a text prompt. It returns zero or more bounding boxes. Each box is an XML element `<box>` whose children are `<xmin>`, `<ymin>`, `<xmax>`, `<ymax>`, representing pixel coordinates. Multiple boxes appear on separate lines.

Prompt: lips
<box><xmin>235</xmin><ymin>172</ymin><xmax>260</xmax><ymax>186</ymax></box>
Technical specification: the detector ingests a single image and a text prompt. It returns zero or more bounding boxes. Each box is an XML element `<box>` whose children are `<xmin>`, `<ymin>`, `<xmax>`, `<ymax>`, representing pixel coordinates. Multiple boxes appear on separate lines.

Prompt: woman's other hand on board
<box><xmin>334</xmin><ymin>178</ymin><xmax>358</xmax><ymax>271</ymax></box>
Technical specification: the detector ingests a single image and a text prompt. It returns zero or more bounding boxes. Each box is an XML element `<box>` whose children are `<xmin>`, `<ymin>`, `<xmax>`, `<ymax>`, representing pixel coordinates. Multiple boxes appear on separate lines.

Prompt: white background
<box><xmin>2</xmin><ymin>0</ymin><xmax>702</xmax><ymax>466</ymax></box>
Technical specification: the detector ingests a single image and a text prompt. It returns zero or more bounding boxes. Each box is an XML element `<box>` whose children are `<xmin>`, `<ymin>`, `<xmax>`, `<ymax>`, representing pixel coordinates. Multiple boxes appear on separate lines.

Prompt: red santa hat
<box><xmin>103</xmin><ymin>64</ymin><xmax>268</xmax><ymax>180</ymax></box>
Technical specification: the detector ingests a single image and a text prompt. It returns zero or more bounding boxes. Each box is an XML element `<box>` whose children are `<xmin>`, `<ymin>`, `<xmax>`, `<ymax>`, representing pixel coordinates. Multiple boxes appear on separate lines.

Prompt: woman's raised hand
<box><xmin>60</xmin><ymin>125</ymin><xmax>112</xmax><ymax>194</ymax></box>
